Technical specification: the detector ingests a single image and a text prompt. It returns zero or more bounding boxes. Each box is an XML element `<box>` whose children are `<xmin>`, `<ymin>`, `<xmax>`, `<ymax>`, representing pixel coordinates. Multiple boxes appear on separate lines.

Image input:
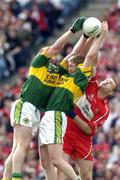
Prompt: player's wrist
<box><xmin>83</xmin><ymin>33</ymin><xmax>89</xmax><ymax>38</ymax></box>
<box><xmin>67</xmin><ymin>109</ymin><xmax>76</xmax><ymax>119</ymax></box>
<box><xmin>70</xmin><ymin>28</ymin><xmax>76</xmax><ymax>33</ymax></box>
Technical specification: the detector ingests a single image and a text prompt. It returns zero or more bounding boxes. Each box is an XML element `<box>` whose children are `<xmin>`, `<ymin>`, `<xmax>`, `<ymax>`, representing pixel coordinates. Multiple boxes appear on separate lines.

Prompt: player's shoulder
<box><xmin>39</xmin><ymin>46</ymin><xmax>50</xmax><ymax>54</ymax></box>
<box><xmin>32</xmin><ymin>46</ymin><xmax>50</xmax><ymax>60</ymax></box>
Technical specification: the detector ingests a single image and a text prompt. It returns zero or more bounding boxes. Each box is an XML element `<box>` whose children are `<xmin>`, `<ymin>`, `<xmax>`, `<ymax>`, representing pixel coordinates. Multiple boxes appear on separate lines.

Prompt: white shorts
<box><xmin>10</xmin><ymin>99</ymin><xmax>41</xmax><ymax>136</ymax></box>
<box><xmin>38</xmin><ymin>111</ymin><xmax>67</xmax><ymax>146</ymax></box>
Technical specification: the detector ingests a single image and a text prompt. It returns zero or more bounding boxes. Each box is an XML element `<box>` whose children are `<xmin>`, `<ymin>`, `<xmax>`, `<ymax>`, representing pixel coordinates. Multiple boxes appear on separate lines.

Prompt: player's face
<box><xmin>68</xmin><ymin>62</ymin><xmax>77</xmax><ymax>74</ymax></box>
<box><xmin>99</xmin><ymin>78</ymin><xmax>116</xmax><ymax>95</ymax></box>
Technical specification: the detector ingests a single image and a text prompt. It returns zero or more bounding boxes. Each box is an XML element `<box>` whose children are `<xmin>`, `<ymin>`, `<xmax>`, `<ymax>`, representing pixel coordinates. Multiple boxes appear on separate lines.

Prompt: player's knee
<box><xmin>51</xmin><ymin>158</ymin><xmax>62</xmax><ymax>168</ymax></box>
<box><xmin>52</xmin><ymin>160</ymin><xmax>60</xmax><ymax>168</ymax></box>
<box><xmin>81</xmin><ymin>171</ymin><xmax>92</xmax><ymax>180</ymax></box>
<box><xmin>18</xmin><ymin>140</ymin><xmax>30</xmax><ymax>150</ymax></box>
<box><xmin>14</xmin><ymin>125</ymin><xmax>32</xmax><ymax>147</ymax></box>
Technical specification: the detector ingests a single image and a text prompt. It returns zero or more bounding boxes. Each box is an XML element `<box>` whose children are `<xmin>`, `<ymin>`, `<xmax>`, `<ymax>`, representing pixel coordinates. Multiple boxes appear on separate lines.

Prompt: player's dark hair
<box><xmin>70</xmin><ymin>55</ymin><xmax>85</xmax><ymax>65</ymax></box>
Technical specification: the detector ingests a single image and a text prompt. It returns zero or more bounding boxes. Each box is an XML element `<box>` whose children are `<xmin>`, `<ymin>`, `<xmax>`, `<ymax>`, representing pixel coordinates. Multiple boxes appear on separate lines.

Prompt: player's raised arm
<box><xmin>78</xmin><ymin>36</ymin><xmax>95</xmax><ymax>58</ymax></box>
<box><xmin>61</xmin><ymin>35</ymin><xmax>95</xmax><ymax>70</ymax></box>
<box><xmin>67</xmin><ymin>35</ymin><xmax>95</xmax><ymax>59</ymax></box>
<box><xmin>82</xmin><ymin>21</ymin><xmax>108</xmax><ymax>68</ymax></box>
<box><xmin>60</xmin><ymin>33</ymin><xmax>94</xmax><ymax>70</ymax></box>
<box><xmin>46</xmin><ymin>17</ymin><xmax>86</xmax><ymax>56</ymax></box>
<box><xmin>65</xmin><ymin>35</ymin><xmax>88</xmax><ymax>60</ymax></box>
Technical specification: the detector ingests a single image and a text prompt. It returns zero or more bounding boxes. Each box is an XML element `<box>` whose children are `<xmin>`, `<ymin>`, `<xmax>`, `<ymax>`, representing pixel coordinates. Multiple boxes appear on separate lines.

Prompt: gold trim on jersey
<box><xmin>29</xmin><ymin>66</ymin><xmax>60</xmax><ymax>87</ymax></box>
<box><xmin>78</xmin><ymin>66</ymin><xmax>92</xmax><ymax>77</ymax></box>
<box><xmin>57</xmin><ymin>76</ymin><xmax>83</xmax><ymax>100</ymax></box>
<box><xmin>40</xmin><ymin>46</ymin><xmax>56</xmax><ymax>59</ymax></box>
<box><xmin>60</xmin><ymin>62</ymin><xmax>92</xmax><ymax>73</ymax></box>
<box><xmin>60</xmin><ymin>59</ymin><xmax>68</xmax><ymax>70</ymax></box>
<box><xmin>34</xmin><ymin>46</ymin><xmax>56</xmax><ymax>59</ymax></box>
<box><xmin>56</xmin><ymin>66</ymin><xmax>91</xmax><ymax>101</ymax></box>
<box><xmin>78</xmin><ymin>65</ymin><xmax>92</xmax><ymax>73</ymax></box>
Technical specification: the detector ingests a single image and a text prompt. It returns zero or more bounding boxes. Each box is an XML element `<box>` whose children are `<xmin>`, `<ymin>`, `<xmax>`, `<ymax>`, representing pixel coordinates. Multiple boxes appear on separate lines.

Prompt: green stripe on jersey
<box><xmin>14</xmin><ymin>99</ymin><xmax>23</xmax><ymax>124</ymax></box>
<box><xmin>54</xmin><ymin>111</ymin><xmax>62</xmax><ymax>143</ymax></box>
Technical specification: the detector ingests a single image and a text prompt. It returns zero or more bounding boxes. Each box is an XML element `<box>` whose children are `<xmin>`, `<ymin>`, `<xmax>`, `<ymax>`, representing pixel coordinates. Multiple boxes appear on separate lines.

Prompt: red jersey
<box><xmin>66</xmin><ymin>76</ymin><xmax>109</xmax><ymax>138</ymax></box>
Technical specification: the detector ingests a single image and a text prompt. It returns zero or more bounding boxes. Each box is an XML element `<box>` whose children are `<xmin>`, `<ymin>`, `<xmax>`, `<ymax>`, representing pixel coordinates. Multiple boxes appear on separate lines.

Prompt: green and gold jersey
<box><xmin>46</xmin><ymin>65</ymin><xmax>91</xmax><ymax>113</ymax></box>
<box><xmin>20</xmin><ymin>47</ymin><xmax>67</xmax><ymax>111</ymax></box>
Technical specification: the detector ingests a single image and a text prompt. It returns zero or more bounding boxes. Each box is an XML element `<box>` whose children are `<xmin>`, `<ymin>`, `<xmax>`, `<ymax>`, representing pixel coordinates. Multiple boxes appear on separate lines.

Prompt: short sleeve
<box><xmin>31</xmin><ymin>47</ymin><xmax>55</xmax><ymax>68</ymax></box>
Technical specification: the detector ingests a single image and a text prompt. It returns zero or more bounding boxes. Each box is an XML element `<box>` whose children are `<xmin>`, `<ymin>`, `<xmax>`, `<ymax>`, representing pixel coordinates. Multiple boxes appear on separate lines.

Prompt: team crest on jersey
<box><xmin>23</xmin><ymin>117</ymin><xmax>30</xmax><ymax>124</ymax></box>
<box><xmin>48</xmin><ymin>63</ymin><xmax>52</xmax><ymax>72</ymax></box>
<box><xmin>48</xmin><ymin>63</ymin><xmax>59</xmax><ymax>73</ymax></box>
<box><xmin>53</xmin><ymin>65</ymin><xmax>59</xmax><ymax>73</ymax></box>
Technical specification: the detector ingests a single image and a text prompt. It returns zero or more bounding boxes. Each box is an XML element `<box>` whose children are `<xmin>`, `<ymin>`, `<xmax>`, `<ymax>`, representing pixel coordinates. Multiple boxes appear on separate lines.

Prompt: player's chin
<box><xmin>100</xmin><ymin>85</ymin><xmax>107</xmax><ymax>92</ymax></box>
<box><xmin>104</xmin><ymin>87</ymin><xmax>110</xmax><ymax>95</ymax></box>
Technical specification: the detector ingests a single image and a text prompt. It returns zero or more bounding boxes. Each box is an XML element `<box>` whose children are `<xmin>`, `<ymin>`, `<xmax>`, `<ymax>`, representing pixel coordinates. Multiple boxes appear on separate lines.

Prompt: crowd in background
<box><xmin>0</xmin><ymin>0</ymin><xmax>87</xmax><ymax>80</ymax></box>
<box><xmin>0</xmin><ymin>0</ymin><xmax>120</xmax><ymax>179</ymax></box>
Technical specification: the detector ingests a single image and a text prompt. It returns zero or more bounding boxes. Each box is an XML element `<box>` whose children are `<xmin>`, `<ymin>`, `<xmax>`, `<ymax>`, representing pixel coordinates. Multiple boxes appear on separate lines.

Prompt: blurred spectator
<box><xmin>0</xmin><ymin>33</ymin><xmax>10</xmax><ymax>79</ymax></box>
<box><xmin>0</xmin><ymin>0</ymin><xmax>84</xmax><ymax>81</ymax></box>
<box><xmin>6</xmin><ymin>0</ymin><xmax>21</xmax><ymax>16</ymax></box>
<box><xmin>1</xmin><ymin>0</ymin><xmax>120</xmax><ymax>179</ymax></box>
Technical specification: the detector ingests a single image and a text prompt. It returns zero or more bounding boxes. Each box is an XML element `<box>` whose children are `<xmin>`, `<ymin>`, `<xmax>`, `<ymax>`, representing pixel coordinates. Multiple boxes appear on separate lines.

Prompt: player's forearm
<box><xmin>82</xmin><ymin>34</ymin><xmax>105</xmax><ymax>68</ymax></box>
<box><xmin>48</xmin><ymin>30</ymin><xmax>74</xmax><ymax>56</ymax></box>
<box><xmin>73</xmin><ymin>115</ymin><xmax>92</xmax><ymax>135</ymax></box>
<box><xmin>86</xmin><ymin>37</ymin><xmax>103</xmax><ymax>62</ymax></box>
<box><xmin>69</xmin><ymin>35</ymin><xmax>88</xmax><ymax>56</ymax></box>
<box><xmin>84</xmin><ymin>22</ymin><xmax>108</xmax><ymax>67</ymax></box>
<box><xmin>79</xmin><ymin>37</ymin><xmax>95</xmax><ymax>57</ymax></box>
<box><xmin>65</xmin><ymin>34</ymin><xmax>93</xmax><ymax>61</ymax></box>
<box><xmin>90</xmin><ymin>34</ymin><xmax>105</xmax><ymax>57</ymax></box>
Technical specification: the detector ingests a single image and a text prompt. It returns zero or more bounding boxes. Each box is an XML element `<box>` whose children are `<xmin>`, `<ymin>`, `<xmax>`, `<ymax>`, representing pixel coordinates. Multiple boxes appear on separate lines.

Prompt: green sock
<box><xmin>77</xmin><ymin>176</ymin><xmax>81</xmax><ymax>180</ymax></box>
<box><xmin>12</xmin><ymin>173</ymin><xmax>23</xmax><ymax>180</ymax></box>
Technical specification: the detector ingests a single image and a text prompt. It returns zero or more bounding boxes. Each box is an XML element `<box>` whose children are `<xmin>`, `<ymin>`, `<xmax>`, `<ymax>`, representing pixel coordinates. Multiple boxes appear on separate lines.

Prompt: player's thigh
<box><xmin>47</xmin><ymin>143</ymin><xmax>63</xmax><ymax>161</ymax></box>
<box><xmin>14</xmin><ymin>125</ymin><xmax>32</xmax><ymax>145</ymax></box>
<box><xmin>39</xmin><ymin>145</ymin><xmax>49</xmax><ymax>163</ymax></box>
<box><xmin>75</xmin><ymin>158</ymin><xmax>93</xmax><ymax>178</ymax></box>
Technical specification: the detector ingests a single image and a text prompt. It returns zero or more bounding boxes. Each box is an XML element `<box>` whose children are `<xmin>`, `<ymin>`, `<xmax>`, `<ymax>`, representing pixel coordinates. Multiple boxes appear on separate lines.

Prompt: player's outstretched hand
<box><xmin>100</xmin><ymin>21</ymin><xmax>108</xmax><ymax>37</ymax></box>
<box><xmin>70</xmin><ymin>17</ymin><xmax>87</xmax><ymax>33</ymax></box>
